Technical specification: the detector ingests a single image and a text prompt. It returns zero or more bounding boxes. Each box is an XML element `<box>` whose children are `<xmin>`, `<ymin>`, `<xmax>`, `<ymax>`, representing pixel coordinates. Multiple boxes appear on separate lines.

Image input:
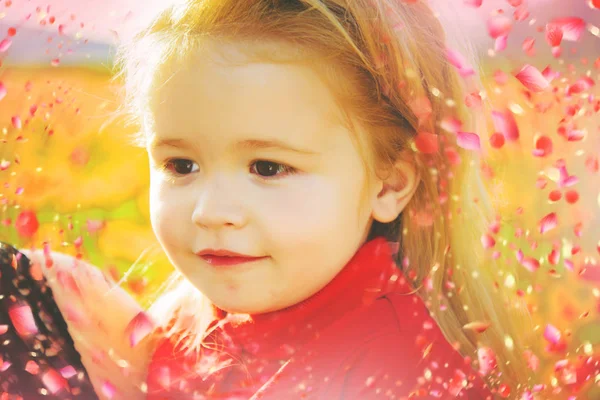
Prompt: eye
<box><xmin>250</xmin><ymin>160</ymin><xmax>297</xmax><ymax>179</ymax></box>
<box><xmin>161</xmin><ymin>158</ymin><xmax>199</xmax><ymax>176</ymax></box>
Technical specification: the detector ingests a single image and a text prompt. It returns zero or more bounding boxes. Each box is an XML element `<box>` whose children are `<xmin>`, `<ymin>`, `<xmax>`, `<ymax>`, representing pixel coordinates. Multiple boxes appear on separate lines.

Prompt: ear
<box><xmin>371</xmin><ymin>157</ymin><xmax>420</xmax><ymax>224</ymax></box>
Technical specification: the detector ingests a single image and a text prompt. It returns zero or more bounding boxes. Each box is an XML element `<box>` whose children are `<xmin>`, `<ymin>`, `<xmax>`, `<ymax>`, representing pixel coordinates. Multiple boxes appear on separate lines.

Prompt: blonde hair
<box><xmin>115</xmin><ymin>0</ymin><xmax>537</xmax><ymax>394</ymax></box>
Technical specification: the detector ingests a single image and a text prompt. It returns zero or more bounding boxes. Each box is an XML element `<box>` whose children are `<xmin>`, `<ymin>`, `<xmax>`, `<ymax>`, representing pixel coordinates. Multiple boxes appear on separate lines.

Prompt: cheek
<box><xmin>260</xmin><ymin>177</ymin><xmax>358</xmax><ymax>240</ymax></box>
<box><xmin>148</xmin><ymin>179</ymin><xmax>188</xmax><ymax>243</ymax></box>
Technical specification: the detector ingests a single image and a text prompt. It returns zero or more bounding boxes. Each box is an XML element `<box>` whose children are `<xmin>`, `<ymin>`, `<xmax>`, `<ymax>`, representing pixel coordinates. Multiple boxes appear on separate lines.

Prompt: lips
<box><xmin>195</xmin><ymin>249</ymin><xmax>267</xmax><ymax>267</ymax></box>
<box><xmin>198</xmin><ymin>254</ymin><xmax>268</xmax><ymax>267</ymax></box>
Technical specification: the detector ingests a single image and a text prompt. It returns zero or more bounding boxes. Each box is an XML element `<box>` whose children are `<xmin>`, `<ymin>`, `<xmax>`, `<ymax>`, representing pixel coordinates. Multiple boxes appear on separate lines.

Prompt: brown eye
<box><xmin>251</xmin><ymin>160</ymin><xmax>296</xmax><ymax>179</ymax></box>
<box><xmin>163</xmin><ymin>159</ymin><xmax>198</xmax><ymax>175</ymax></box>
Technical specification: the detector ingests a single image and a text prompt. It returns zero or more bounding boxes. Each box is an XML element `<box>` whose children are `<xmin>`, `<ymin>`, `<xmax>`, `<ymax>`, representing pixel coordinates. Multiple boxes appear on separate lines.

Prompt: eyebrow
<box><xmin>149</xmin><ymin>138</ymin><xmax>319</xmax><ymax>155</ymax></box>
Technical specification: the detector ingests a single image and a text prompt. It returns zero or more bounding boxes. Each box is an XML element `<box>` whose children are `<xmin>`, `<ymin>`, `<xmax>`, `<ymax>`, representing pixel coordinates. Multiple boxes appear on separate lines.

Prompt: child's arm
<box><xmin>21</xmin><ymin>249</ymin><xmax>159</xmax><ymax>400</ymax></box>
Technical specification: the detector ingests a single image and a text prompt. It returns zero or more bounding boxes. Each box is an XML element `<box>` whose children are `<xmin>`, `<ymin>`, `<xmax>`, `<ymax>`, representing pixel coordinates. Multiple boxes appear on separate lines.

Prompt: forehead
<box><xmin>144</xmin><ymin>39</ymin><xmax>350</xmax><ymax>149</ymax></box>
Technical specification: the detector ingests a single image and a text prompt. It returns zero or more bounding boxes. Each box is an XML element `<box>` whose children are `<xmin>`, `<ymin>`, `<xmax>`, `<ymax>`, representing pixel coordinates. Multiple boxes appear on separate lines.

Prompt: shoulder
<box><xmin>317</xmin><ymin>293</ymin><xmax>494</xmax><ymax>399</ymax></box>
<box><xmin>20</xmin><ymin>246</ymin><xmax>160</xmax><ymax>400</ymax></box>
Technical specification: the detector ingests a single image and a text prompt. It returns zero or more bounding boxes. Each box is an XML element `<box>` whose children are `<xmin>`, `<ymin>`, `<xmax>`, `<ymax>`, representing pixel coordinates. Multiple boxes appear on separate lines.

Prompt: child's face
<box><xmin>144</xmin><ymin>40</ymin><xmax>378</xmax><ymax>314</ymax></box>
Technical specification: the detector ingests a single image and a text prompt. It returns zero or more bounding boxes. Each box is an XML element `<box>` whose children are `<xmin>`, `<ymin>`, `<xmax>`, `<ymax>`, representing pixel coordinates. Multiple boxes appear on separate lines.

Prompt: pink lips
<box><xmin>196</xmin><ymin>249</ymin><xmax>268</xmax><ymax>267</ymax></box>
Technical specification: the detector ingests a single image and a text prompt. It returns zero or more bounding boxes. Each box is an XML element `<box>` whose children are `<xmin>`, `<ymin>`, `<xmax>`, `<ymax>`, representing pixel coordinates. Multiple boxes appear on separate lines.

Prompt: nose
<box><xmin>191</xmin><ymin>174</ymin><xmax>247</xmax><ymax>230</ymax></box>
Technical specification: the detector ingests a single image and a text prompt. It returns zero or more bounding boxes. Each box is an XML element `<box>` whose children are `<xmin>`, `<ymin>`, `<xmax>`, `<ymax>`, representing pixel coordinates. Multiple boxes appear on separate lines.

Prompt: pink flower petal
<box><xmin>545</xmin><ymin>24</ymin><xmax>563</xmax><ymax>47</ymax></box>
<box><xmin>481</xmin><ymin>234</ymin><xmax>496</xmax><ymax>249</ymax></box>
<box><xmin>414</xmin><ymin>131</ymin><xmax>439</xmax><ymax>154</ymax></box>
<box><xmin>566</xmin><ymin>77</ymin><xmax>595</xmax><ymax>96</ymax></box>
<box><xmin>409</xmin><ymin>96</ymin><xmax>432</xmax><ymax>127</ymax></box>
<box><xmin>446</xmin><ymin>48</ymin><xmax>474</xmax><ymax>77</ymax></box>
<box><xmin>101</xmin><ymin>381</ymin><xmax>117</xmax><ymax>398</ymax></box>
<box><xmin>548</xmin><ymin>249</ymin><xmax>560</xmax><ymax>265</ymax></box>
<box><xmin>25</xmin><ymin>360</ymin><xmax>40</xmax><ymax>375</ymax></box>
<box><xmin>477</xmin><ymin>347</ymin><xmax>498</xmax><ymax>376</ymax></box>
<box><xmin>440</xmin><ymin>117</ymin><xmax>463</xmax><ymax>134</ymax></box>
<box><xmin>8</xmin><ymin>304</ymin><xmax>38</xmax><ymax>337</ymax></box>
<box><xmin>0</xmin><ymin>82</ymin><xmax>6</xmax><ymax>101</ymax></box>
<box><xmin>491</xmin><ymin>110</ymin><xmax>519</xmax><ymax>141</ymax></box>
<box><xmin>548</xmin><ymin>17</ymin><xmax>586</xmax><ymax>42</ymax></box>
<box><xmin>125</xmin><ymin>311</ymin><xmax>155</xmax><ymax>348</ymax></box>
<box><xmin>542</xmin><ymin>66</ymin><xmax>560</xmax><ymax>83</ymax></box>
<box><xmin>524</xmin><ymin>350</ymin><xmax>540</xmax><ymax>371</ymax></box>
<box><xmin>539</xmin><ymin>212</ymin><xmax>557</xmax><ymax>234</ymax></box>
<box><xmin>463</xmin><ymin>0</ymin><xmax>482</xmax><ymax>7</ymax></box>
<box><xmin>456</xmin><ymin>131</ymin><xmax>481</xmax><ymax>151</ymax></box>
<box><xmin>41</xmin><ymin>368</ymin><xmax>68</xmax><ymax>394</ymax></box>
<box><xmin>514</xmin><ymin>64</ymin><xmax>550</xmax><ymax>92</ymax></box>
<box><xmin>544</xmin><ymin>324</ymin><xmax>561</xmax><ymax>345</ymax></box>
<box><xmin>495</xmin><ymin>35</ymin><xmax>508</xmax><ymax>52</ymax></box>
<box><xmin>463</xmin><ymin>321</ymin><xmax>491</xmax><ymax>333</ymax></box>
<box><xmin>566</xmin><ymin>130</ymin><xmax>585</xmax><ymax>142</ymax></box>
<box><xmin>487</xmin><ymin>15</ymin><xmax>512</xmax><ymax>39</ymax></box>
<box><xmin>11</xmin><ymin>116</ymin><xmax>21</xmax><ymax>129</ymax></box>
<box><xmin>0</xmin><ymin>39</ymin><xmax>11</xmax><ymax>52</ymax></box>
<box><xmin>59</xmin><ymin>365</ymin><xmax>77</xmax><ymax>379</ymax></box>
<box><xmin>522</xmin><ymin>256</ymin><xmax>540</xmax><ymax>272</ymax></box>
<box><xmin>533</xmin><ymin>135</ymin><xmax>553</xmax><ymax>157</ymax></box>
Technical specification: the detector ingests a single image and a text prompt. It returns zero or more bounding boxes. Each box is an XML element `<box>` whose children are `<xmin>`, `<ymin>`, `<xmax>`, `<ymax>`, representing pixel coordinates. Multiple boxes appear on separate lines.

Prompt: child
<box><xmin>2</xmin><ymin>0</ymin><xmax>537</xmax><ymax>398</ymax></box>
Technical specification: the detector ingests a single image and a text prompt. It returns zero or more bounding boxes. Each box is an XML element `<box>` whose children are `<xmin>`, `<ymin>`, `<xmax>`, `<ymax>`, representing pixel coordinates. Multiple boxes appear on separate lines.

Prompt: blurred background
<box><xmin>0</xmin><ymin>0</ymin><xmax>599</xmax><ymax>397</ymax></box>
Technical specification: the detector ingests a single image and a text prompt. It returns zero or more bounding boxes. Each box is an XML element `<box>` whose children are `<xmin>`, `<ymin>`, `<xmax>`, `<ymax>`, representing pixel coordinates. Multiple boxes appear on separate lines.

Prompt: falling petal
<box><xmin>409</xmin><ymin>96</ymin><xmax>432</xmax><ymax>126</ymax></box>
<box><xmin>533</xmin><ymin>135</ymin><xmax>552</xmax><ymax>157</ymax></box>
<box><xmin>524</xmin><ymin>350</ymin><xmax>540</xmax><ymax>371</ymax></box>
<box><xmin>125</xmin><ymin>311</ymin><xmax>155</xmax><ymax>348</ymax></box>
<box><xmin>102</xmin><ymin>381</ymin><xmax>117</xmax><ymax>398</ymax></box>
<box><xmin>522</xmin><ymin>256</ymin><xmax>540</xmax><ymax>272</ymax></box>
<box><xmin>446</xmin><ymin>48</ymin><xmax>474</xmax><ymax>77</ymax></box>
<box><xmin>481</xmin><ymin>234</ymin><xmax>496</xmax><ymax>249</ymax></box>
<box><xmin>491</xmin><ymin>110</ymin><xmax>519</xmax><ymax>141</ymax></box>
<box><xmin>545</xmin><ymin>24</ymin><xmax>563</xmax><ymax>47</ymax></box>
<box><xmin>487</xmin><ymin>15</ymin><xmax>512</xmax><ymax>39</ymax></box>
<box><xmin>440</xmin><ymin>117</ymin><xmax>462</xmax><ymax>134</ymax></box>
<box><xmin>463</xmin><ymin>321</ymin><xmax>491</xmax><ymax>333</ymax></box>
<box><xmin>566</xmin><ymin>77</ymin><xmax>595</xmax><ymax>96</ymax></box>
<box><xmin>0</xmin><ymin>82</ymin><xmax>6</xmax><ymax>101</ymax></box>
<box><xmin>477</xmin><ymin>347</ymin><xmax>498</xmax><ymax>376</ymax></box>
<box><xmin>544</xmin><ymin>324</ymin><xmax>561</xmax><ymax>345</ymax></box>
<box><xmin>11</xmin><ymin>116</ymin><xmax>21</xmax><ymax>129</ymax></box>
<box><xmin>548</xmin><ymin>249</ymin><xmax>560</xmax><ymax>265</ymax></box>
<box><xmin>566</xmin><ymin>130</ymin><xmax>585</xmax><ymax>142</ymax></box>
<box><xmin>548</xmin><ymin>17</ymin><xmax>586</xmax><ymax>42</ymax></box>
<box><xmin>541</xmin><ymin>66</ymin><xmax>560</xmax><ymax>83</ymax></box>
<box><xmin>414</xmin><ymin>131</ymin><xmax>439</xmax><ymax>154</ymax></box>
<box><xmin>539</xmin><ymin>212</ymin><xmax>557</xmax><ymax>234</ymax></box>
<box><xmin>41</xmin><ymin>368</ymin><xmax>68</xmax><ymax>394</ymax></box>
<box><xmin>522</xmin><ymin>37</ymin><xmax>535</xmax><ymax>55</ymax></box>
<box><xmin>514</xmin><ymin>64</ymin><xmax>550</xmax><ymax>92</ymax></box>
<box><xmin>8</xmin><ymin>304</ymin><xmax>38</xmax><ymax>336</ymax></box>
<box><xmin>25</xmin><ymin>360</ymin><xmax>40</xmax><ymax>375</ymax></box>
<box><xmin>456</xmin><ymin>131</ymin><xmax>481</xmax><ymax>151</ymax></box>
<box><xmin>495</xmin><ymin>35</ymin><xmax>508</xmax><ymax>52</ymax></box>
<box><xmin>490</xmin><ymin>132</ymin><xmax>505</xmax><ymax>149</ymax></box>
<box><xmin>0</xmin><ymin>39</ymin><xmax>11</xmax><ymax>52</ymax></box>
<box><xmin>494</xmin><ymin>70</ymin><xmax>509</xmax><ymax>85</ymax></box>
<box><xmin>463</xmin><ymin>0</ymin><xmax>482</xmax><ymax>7</ymax></box>
<box><xmin>59</xmin><ymin>365</ymin><xmax>77</xmax><ymax>379</ymax></box>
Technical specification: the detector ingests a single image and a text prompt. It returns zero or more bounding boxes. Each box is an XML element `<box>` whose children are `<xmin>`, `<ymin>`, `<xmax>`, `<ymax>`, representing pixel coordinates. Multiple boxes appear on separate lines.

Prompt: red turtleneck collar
<box><xmin>214</xmin><ymin>236</ymin><xmax>406</xmax><ymax>359</ymax></box>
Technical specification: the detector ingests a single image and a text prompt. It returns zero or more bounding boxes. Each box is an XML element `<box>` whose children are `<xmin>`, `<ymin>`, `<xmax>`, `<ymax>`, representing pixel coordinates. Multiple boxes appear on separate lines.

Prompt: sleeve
<box><xmin>0</xmin><ymin>241</ymin><xmax>99</xmax><ymax>399</ymax></box>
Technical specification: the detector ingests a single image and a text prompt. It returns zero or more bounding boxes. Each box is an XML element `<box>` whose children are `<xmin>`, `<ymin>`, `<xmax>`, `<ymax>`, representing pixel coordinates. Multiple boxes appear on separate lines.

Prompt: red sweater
<box><xmin>146</xmin><ymin>236</ymin><xmax>494</xmax><ymax>399</ymax></box>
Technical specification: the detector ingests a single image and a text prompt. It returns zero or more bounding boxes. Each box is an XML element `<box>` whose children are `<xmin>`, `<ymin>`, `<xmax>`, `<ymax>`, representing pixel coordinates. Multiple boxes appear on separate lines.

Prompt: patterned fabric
<box><xmin>0</xmin><ymin>242</ymin><xmax>98</xmax><ymax>399</ymax></box>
